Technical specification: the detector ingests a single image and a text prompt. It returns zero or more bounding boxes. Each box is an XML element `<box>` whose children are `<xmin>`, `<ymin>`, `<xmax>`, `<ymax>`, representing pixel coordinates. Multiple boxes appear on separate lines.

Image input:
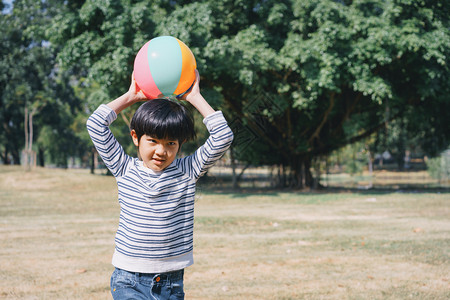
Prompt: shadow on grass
<box><xmin>197</xmin><ymin>183</ymin><xmax>450</xmax><ymax>198</ymax></box>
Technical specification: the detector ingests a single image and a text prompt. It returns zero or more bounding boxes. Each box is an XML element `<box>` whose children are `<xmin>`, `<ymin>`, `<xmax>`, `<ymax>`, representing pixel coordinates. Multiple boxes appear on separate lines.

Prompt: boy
<box><xmin>86</xmin><ymin>70</ymin><xmax>233</xmax><ymax>299</ymax></box>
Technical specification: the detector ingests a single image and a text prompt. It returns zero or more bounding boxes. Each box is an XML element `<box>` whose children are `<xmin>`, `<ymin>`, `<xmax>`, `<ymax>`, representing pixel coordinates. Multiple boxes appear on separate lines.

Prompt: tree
<box><xmin>51</xmin><ymin>0</ymin><xmax>450</xmax><ymax>188</ymax></box>
<box><xmin>48</xmin><ymin>0</ymin><xmax>215</xmax><ymax>166</ymax></box>
<box><xmin>200</xmin><ymin>0</ymin><xmax>450</xmax><ymax>187</ymax></box>
<box><xmin>0</xmin><ymin>0</ymin><xmax>50</xmax><ymax>165</ymax></box>
<box><xmin>0</xmin><ymin>0</ymin><xmax>81</xmax><ymax>168</ymax></box>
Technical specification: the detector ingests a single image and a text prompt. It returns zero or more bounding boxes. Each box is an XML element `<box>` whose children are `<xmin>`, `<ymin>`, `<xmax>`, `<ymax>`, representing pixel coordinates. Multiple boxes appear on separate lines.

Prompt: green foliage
<box><xmin>3</xmin><ymin>0</ymin><xmax>448</xmax><ymax>187</ymax></box>
<box><xmin>426</xmin><ymin>150</ymin><xmax>450</xmax><ymax>183</ymax></box>
<box><xmin>48</xmin><ymin>0</ymin><xmax>171</xmax><ymax>102</ymax></box>
<box><xmin>0</xmin><ymin>0</ymin><xmax>85</xmax><ymax>166</ymax></box>
<box><xmin>344</xmin><ymin>143</ymin><xmax>368</xmax><ymax>176</ymax></box>
<box><xmin>226</xmin><ymin>0</ymin><xmax>449</xmax><ymax>186</ymax></box>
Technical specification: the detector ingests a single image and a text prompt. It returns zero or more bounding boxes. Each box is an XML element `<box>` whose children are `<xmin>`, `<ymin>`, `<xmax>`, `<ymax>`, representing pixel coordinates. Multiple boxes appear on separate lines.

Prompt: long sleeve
<box><xmin>86</xmin><ymin>104</ymin><xmax>131</xmax><ymax>178</ymax></box>
<box><xmin>181</xmin><ymin>111</ymin><xmax>234</xmax><ymax>180</ymax></box>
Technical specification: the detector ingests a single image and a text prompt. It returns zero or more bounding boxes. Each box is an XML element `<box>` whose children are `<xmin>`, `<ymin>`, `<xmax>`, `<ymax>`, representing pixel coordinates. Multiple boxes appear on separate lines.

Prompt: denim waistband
<box><xmin>117</xmin><ymin>268</ymin><xmax>184</xmax><ymax>284</ymax></box>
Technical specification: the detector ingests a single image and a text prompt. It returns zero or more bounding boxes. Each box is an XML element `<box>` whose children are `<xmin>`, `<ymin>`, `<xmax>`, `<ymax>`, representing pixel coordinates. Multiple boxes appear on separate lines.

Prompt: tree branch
<box><xmin>120</xmin><ymin>111</ymin><xmax>131</xmax><ymax>128</ymax></box>
<box><xmin>331</xmin><ymin>92</ymin><xmax>361</xmax><ymax>136</ymax></box>
<box><xmin>308</xmin><ymin>92</ymin><xmax>335</xmax><ymax>144</ymax></box>
<box><xmin>312</xmin><ymin>110</ymin><xmax>402</xmax><ymax>156</ymax></box>
<box><xmin>226</xmin><ymin>95</ymin><xmax>289</xmax><ymax>159</ymax></box>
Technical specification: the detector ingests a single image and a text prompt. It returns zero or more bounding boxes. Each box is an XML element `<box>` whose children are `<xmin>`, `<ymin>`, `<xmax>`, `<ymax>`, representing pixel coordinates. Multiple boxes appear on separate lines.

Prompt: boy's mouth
<box><xmin>152</xmin><ymin>158</ymin><xmax>165</xmax><ymax>165</ymax></box>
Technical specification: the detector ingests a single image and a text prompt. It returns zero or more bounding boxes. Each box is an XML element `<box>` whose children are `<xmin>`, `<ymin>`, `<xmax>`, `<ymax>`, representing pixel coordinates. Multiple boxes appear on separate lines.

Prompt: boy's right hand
<box><xmin>106</xmin><ymin>73</ymin><xmax>150</xmax><ymax>114</ymax></box>
<box><xmin>128</xmin><ymin>72</ymin><xmax>149</xmax><ymax>102</ymax></box>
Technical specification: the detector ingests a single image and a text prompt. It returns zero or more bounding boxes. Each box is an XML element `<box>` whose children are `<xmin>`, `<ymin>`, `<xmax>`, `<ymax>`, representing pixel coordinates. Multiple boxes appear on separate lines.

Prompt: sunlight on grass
<box><xmin>0</xmin><ymin>166</ymin><xmax>449</xmax><ymax>299</ymax></box>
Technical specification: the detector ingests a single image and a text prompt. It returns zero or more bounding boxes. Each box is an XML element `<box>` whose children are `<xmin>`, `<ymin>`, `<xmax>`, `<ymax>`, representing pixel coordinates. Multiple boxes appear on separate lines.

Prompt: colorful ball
<box><xmin>133</xmin><ymin>36</ymin><xmax>197</xmax><ymax>99</ymax></box>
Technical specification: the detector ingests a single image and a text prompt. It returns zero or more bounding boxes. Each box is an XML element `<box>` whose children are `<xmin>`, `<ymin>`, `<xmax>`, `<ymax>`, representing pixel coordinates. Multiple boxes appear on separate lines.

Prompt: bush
<box><xmin>426</xmin><ymin>150</ymin><xmax>450</xmax><ymax>183</ymax></box>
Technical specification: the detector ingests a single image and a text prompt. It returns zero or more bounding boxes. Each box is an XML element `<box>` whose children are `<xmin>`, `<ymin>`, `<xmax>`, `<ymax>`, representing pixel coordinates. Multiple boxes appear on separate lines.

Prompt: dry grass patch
<box><xmin>189</xmin><ymin>189</ymin><xmax>449</xmax><ymax>299</ymax></box>
<box><xmin>0</xmin><ymin>166</ymin><xmax>449</xmax><ymax>299</ymax></box>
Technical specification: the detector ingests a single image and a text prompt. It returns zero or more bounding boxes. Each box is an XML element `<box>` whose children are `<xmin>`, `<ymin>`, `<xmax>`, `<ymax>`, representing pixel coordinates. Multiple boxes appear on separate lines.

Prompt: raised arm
<box><xmin>178</xmin><ymin>70</ymin><xmax>234</xmax><ymax>179</ymax></box>
<box><xmin>181</xmin><ymin>70</ymin><xmax>215</xmax><ymax>118</ymax></box>
<box><xmin>107</xmin><ymin>73</ymin><xmax>148</xmax><ymax>115</ymax></box>
<box><xmin>86</xmin><ymin>73</ymin><xmax>148</xmax><ymax>178</ymax></box>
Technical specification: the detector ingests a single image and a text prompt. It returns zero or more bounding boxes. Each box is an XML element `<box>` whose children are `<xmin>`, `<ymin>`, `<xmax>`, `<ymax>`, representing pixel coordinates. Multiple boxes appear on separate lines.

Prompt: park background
<box><xmin>0</xmin><ymin>0</ymin><xmax>449</xmax><ymax>299</ymax></box>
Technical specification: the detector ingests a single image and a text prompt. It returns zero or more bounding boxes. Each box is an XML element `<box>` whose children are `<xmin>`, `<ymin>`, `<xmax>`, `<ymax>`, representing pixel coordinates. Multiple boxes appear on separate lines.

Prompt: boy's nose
<box><xmin>155</xmin><ymin>144</ymin><xmax>166</xmax><ymax>155</ymax></box>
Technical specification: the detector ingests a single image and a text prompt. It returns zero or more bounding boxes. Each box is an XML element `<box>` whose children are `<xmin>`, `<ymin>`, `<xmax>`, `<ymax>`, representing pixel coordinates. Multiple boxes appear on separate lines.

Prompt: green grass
<box><xmin>0</xmin><ymin>165</ymin><xmax>449</xmax><ymax>299</ymax></box>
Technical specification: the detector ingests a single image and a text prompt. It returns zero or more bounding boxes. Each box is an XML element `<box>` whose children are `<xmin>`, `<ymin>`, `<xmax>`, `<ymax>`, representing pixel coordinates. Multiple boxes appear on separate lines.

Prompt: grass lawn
<box><xmin>0</xmin><ymin>165</ymin><xmax>449</xmax><ymax>299</ymax></box>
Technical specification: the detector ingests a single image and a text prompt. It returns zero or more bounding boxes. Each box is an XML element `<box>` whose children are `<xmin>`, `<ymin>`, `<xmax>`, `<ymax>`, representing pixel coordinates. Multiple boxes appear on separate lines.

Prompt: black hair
<box><xmin>130</xmin><ymin>99</ymin><xmax>196</xmax><ymax>144</ymax></box>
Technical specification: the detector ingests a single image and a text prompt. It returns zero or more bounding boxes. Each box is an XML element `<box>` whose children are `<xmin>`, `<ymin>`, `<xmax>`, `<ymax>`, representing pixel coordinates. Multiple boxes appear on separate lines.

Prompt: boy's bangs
<box><xmin>145</xmin><ymin>111</ymin><xmax>190</xmax><ymax>141</ymax></box>
<box><xmin>131</xmin><ymin>99</ymin><xmax>196</xmax><ymax>143</ymax></box>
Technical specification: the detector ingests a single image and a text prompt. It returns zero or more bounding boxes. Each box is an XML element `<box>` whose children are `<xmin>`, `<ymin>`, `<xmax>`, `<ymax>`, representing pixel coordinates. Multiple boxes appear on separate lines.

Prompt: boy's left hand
<box><xmin>179</xmin><ymin>69</ymin><xmax>200</xmax><ymax>103</ymax></box>
<box><xmin>178</xmin><ymin>69</ymin><xmax>215</xmax><ymax>118</ymax></box>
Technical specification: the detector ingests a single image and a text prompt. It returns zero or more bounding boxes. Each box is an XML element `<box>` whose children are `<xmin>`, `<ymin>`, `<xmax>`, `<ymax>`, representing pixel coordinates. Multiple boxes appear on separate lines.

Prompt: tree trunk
<box><xmin>23</xmin><ymin>106</ymin><xmax>38</xmax><ymax>171</ymax></box>
<box><xmin>29</xmin><ymin>112</ymin><xmax>34</xmax><ymax>152</ymax></box>
<box><xmin>11</xmin><ymin>149</ymin><xmax>20</xmax><ymax>165</ymax></box>
<box><xmin>90</xmin><ymin>147</ymin><xmax>97</xmax><ymax>174</ymax></box>
<box><xmin>313</xmin><ymin>158</ymin><xmax>321</xmax><ymax>190</ymax></box>
<box><xmin>277</xmin><ymin>164</ymin><xmax>288</xmax><ymax>188</ymax></box>
<box><xmin>230</xmin><ymin>148</ymin><xmax>239</xmax><ymax>189</ymax></box>
<box><xmin>24</xmin><ymin>106</ymin><xmax>29</xmax><ymax>169</ymax></box>
<box><xmin>367</xmin><ymin>148</ymin><xmax>374</xmax><ymax>188</ymax></box>
<box><xmin>304</xmin><ymin>159</ymin><xmax>314</xmax><ymax>188</ymax></box>
<box><xmin>38</xmin><ymin>147</ymin><xmax>45</xmax><ymax>167</ymax></box>
<box><xmin>2</xmin><ymin>147</ymin><xmax>9</xmax><ymax>164</ymax></box>
<box><xmin>288</xmin><ymin>156</ymin><xmax>314</xmax><ymax>189</ymax></box>
<box><xmin>24</xmin><ymin>106</ymin><xmax>29</xmax><ymax>156</ymax></box>
<box><xmin>396</xmin><ymin>149</ymin><xmax>405</xmax><ymax>171</ymax></box>
<box><xmin>2</xmin><ymin>117</ymin><xmax>20</xmax><ymax>164</ymax></box>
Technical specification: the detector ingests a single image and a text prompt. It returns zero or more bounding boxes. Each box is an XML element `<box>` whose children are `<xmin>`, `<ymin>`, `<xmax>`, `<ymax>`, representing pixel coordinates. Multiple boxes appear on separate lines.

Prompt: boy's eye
<box><xmin>168</xmin><ymin>141</ymin><xmax>177</xmax><ymax>146</ymax></box>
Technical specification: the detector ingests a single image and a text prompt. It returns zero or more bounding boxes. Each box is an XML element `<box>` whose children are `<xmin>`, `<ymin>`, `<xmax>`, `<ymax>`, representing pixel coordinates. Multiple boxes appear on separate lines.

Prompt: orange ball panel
<box><xmin>174</xmin><ymin>39</ymin><xmax>197</xmax><ymax>96</ymax></box>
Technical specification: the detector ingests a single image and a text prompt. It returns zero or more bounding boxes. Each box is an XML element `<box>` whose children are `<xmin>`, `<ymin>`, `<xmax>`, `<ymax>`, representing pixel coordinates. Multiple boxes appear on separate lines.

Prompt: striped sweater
<box><xmin>86</xmin><ymin>104</ymin><xmax>233</xmax><ymax>273</ymax></box>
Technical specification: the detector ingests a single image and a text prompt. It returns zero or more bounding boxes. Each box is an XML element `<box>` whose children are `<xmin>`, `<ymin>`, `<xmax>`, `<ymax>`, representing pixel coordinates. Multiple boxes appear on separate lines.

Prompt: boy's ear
<box><xmin>130</xmin><ymin>130</ymin><xmax>139</xmax><ymax>147</ymax></box>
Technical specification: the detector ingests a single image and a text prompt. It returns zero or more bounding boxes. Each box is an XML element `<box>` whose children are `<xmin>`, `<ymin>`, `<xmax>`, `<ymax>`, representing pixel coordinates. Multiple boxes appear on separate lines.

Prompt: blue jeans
<box><xmin>110</xmin><ymin>268</ymin><xmax>185</xmax><ymax>300</ymax></box>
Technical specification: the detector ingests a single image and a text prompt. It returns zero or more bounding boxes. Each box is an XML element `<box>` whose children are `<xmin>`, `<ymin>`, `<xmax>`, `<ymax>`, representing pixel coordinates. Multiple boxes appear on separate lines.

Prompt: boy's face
<box><xmin>131</xmin><ymin>130</ymin><xmax>180</xmax><ymax>172</ymax></box>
